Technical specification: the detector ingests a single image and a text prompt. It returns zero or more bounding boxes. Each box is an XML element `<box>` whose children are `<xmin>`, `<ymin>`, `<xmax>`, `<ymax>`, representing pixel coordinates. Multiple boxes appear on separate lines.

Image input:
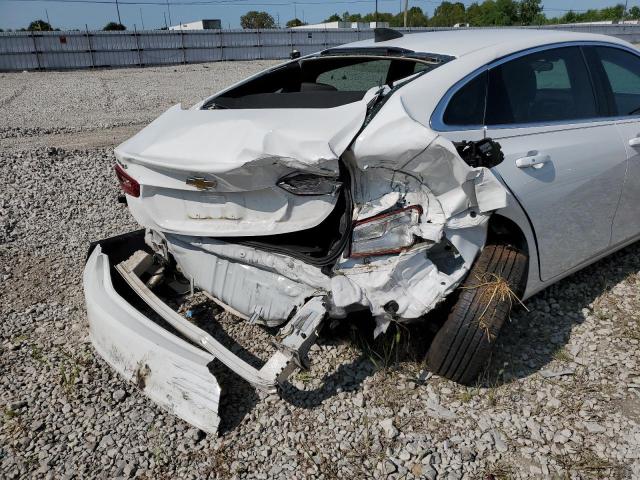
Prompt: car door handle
<box><xmin>515</xmin><ymin>154</ymin><xmax>550</xmax><ymax>169</ymax></box>
<box><xmin>628</xmin><ymin>137</ymin><xmax>640</xmax><ymax>147</ymax></box>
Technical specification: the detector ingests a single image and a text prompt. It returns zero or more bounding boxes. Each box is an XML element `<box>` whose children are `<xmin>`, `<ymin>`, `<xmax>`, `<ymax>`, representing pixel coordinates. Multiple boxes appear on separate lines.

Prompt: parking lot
<box><xmin>1</xmin><ymin>62</ymin><xmax>640</xmax><ymax>479</ymax></box>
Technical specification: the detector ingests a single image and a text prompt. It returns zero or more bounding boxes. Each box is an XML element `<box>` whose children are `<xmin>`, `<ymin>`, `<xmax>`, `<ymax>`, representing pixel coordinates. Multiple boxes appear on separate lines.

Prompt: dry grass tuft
<box><xmin>461</xmin><ymin>272</ymin><xmax>528</xmax><ymax>342</ymax></box>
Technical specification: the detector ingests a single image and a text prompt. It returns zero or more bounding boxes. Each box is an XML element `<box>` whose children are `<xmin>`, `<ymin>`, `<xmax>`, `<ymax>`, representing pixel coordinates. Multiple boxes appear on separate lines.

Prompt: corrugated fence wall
<box><xmin>2</xmin><ymin>24</ymin><xmax>640</xmax><ymax>71</ymax></box>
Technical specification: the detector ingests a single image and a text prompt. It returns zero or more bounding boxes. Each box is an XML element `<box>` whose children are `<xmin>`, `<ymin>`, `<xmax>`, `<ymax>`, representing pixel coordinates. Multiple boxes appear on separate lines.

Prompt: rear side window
<box><xmin>486</xmin><ymin>47</ymin><xmax>597</xmax><ymax>125</ymax></box>
<box><xmin>595</xmin><ymin>46</ymin><xmax>640</xmax><ymax>116</ymax></box>
<box><xmin>443</xmin><ymin>71</ymin><xmax>487</xmax><ymax>126</ymax></box>
<box><xmin>316</xmin><ymin>60</ymin><xmax>391</xmax><ymax>91</ymax></box>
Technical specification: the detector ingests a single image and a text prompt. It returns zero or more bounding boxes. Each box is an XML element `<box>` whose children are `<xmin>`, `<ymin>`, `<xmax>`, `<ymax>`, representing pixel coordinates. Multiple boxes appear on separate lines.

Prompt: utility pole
<box><xmin>45</xmin><ymin>9</ymin><xmax>51</xmax><ymax>26</ymax></box>
<box><xmin>166</xmin><ymin>0</ymin><xmax>172</xmax><ymax>27</ymax></box>
<box><xmin>294</xmin><ymin>2</ymin><xmax>297</xmax><ymax>21</ymax></box>
<box><xmin>115</xmin><ymin>0</ymin><xmax>122</xmax><ymax>25</ymax></box>
<box><xmin>403</xmin><ymin>0</ymin><xmax>408</xmax><ymax>27</ymax></box>
<box><xmin>163</xmin><ymin>11</ymin><xmax>167</xmax><ymax>29</ymax></box>
<box><xmin>140</xmin><ymin>8</ymin><xmax>145</xmax><ymax>30</ymax></box>
<box><xmin>375</xmin><ymin>0</ymin><xmax>379</xmax><ymax>24</ymax></box>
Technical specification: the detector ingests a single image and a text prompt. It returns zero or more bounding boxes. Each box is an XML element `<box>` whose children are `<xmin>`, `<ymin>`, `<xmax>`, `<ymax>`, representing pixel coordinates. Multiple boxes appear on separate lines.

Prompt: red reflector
<box><xmin>114</xmin><ymin>164</ymin><xmax>140</xmax><ymax>198</ymax></box>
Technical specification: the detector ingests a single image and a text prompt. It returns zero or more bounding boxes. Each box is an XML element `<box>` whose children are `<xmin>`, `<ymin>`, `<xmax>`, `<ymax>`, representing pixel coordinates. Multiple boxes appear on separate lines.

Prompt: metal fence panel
<box><xmin>2</xmin><ymin>25</ymin><xmax>640</xmax><ymax>71</ymax></box>
<box><xmin>34</xmin><ymin>32</ymin><xmax>90</xmax><ymax>52</ymax></box>
<box><xmin>0</xmin><ymin>52</ymin><xmax>38</xmax><ymax>70</ymax></box>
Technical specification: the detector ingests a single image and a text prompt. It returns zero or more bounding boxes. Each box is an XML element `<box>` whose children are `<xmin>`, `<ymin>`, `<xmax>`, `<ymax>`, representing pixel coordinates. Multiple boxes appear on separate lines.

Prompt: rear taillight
<box><xmin>115</xmin><ymin>164</ymin><xmax>140</xmax><ymax>198</ymax></box>
<box><xmin>350</xmin><ymin>205</ymin><xmax>422</xmax><ymax>258</ymax></box>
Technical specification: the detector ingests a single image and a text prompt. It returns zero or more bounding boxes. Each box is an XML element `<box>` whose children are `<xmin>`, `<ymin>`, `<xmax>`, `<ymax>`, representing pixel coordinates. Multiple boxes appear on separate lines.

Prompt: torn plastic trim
<box><xmin>319</xmin><ymin>47</ymin><xmax>455</xmax><ymax>65</ymax></box>
<box><xmin>115</xmin><ymin>249</ymin><xmax>329</xmax><ymax>392</ymax></box>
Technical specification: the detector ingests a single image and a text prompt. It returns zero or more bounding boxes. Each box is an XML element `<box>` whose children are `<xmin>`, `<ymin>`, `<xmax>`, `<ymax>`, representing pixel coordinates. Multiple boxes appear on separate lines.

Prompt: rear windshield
<box><xmin>204</xmin><ymin>56</ymin><xmax>438</xmax><ymax>109</ymax></box>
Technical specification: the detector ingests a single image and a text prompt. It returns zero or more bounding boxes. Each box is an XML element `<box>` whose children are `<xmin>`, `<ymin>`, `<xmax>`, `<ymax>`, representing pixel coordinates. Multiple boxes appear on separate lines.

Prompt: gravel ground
<box><xmin>1</xmin><ymin>62</ymin><xmax>640</xmax><ymax>479</ymax></box>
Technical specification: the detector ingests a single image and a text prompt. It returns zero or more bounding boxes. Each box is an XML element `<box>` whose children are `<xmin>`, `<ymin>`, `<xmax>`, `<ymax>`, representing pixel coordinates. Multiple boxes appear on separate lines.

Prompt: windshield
<box><xmin>203</xmin><ymin>55</ymin><xmax>440</xmax><ymax>110</ymax></box>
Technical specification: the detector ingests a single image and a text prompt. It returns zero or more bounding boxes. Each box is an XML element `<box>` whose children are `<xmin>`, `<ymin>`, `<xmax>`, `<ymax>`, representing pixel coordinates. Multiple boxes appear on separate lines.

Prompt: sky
<box><xmin>0</xmin><ymin>0</ymin><xmax>638</xmax><ymax>31</ymax></box>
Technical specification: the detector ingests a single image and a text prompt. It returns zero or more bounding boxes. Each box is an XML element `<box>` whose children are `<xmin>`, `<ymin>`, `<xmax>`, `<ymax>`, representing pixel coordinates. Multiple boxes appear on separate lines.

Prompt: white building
<box><xmin>169</xmin><ymin>19</ymin><xmax>221</xmax><ymax>31</ymax></box>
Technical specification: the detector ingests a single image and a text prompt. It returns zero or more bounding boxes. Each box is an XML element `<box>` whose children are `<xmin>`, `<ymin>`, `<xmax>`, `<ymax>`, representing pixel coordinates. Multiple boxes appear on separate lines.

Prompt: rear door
<box><xmin>586</xmin><ymin>45</ymin><xmax>640</xmax><ymax>245</ymax></box>
<box><xmin>483</xmin><ymin>46</ymin><xmax>628</xmax><ymax>281</ymax></box>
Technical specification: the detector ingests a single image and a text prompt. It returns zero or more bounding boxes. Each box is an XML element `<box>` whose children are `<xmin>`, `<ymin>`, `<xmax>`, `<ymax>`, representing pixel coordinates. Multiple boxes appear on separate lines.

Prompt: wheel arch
<box><xmin>487</xmin><ymin>205</ymin><xmax>541</xmax><ymax>300</ymax></box>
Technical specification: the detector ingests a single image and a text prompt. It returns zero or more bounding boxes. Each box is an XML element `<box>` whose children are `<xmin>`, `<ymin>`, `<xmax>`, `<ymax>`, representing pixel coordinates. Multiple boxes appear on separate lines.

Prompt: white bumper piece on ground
<box><xmin>84</xmin><ymin>244</ymin><xmax>221</xmax><ymax>433</ymax></box>
<box><xmin>83</xmin><ymin>232</ymin><xmax>328</xmax><ymax>434</ymax></box>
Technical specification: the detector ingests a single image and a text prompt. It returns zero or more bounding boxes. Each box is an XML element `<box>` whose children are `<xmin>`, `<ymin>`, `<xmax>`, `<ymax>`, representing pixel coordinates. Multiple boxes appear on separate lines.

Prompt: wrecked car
<box><xmin>84</xmin><ymin>28</ymin><xmax>640</xmax><ymax>433</ymax></box>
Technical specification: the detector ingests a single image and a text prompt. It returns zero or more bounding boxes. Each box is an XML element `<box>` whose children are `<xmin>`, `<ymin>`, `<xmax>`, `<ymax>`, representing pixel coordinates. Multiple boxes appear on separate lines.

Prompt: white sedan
<box><xmin>84</xmin><ymin>28</ymin><xmax>640</xmax><ymax>433</ymax></box>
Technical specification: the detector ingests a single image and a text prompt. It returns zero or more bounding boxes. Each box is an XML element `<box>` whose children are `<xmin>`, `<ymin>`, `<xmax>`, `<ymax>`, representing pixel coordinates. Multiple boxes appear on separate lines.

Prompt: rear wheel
<box><xmin>426</xmin><ymin>243</ymin><xmax>528</xmax><ymax>385</ymax></box>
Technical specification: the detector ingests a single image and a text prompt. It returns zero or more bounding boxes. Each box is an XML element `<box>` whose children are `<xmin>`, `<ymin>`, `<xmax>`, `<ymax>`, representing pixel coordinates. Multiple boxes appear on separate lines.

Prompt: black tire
<box><xmin>426</xmin><ymin>243</ymin><xmax>528</xmax><ymax>385</ymax></box>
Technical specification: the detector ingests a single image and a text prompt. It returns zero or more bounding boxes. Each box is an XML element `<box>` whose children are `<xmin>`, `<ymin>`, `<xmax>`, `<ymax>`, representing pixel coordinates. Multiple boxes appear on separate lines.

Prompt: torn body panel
<box><xmin>87</xmin><ymin>63</ymin><xmax>510</xmax><ymax>434</ymax></box>
<box><xmin>134</xmin><ymin>92</ymin><xmax>508</xmax><ymax>326</ymax></box>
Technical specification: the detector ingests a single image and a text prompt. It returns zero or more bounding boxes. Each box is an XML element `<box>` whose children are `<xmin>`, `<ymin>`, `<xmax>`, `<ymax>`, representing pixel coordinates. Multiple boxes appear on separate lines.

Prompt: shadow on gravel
<box><xmin>280</xmin><ymin>240</ymin><xmax>640</xmax><ymax>398</ymax></box>
<box><xmin>210</xmin><ymin>360</ymin><xmax>260</xmax><ymax>435</ymax></box>
<box><xmin>479</xmin><ymin>240</ymin><xmax>640</xmax><ymax>387</ymax></box>
<box><xmin>280</xmin><ymin>313</ymin><xmax>435</xmax><ymax>409</ymax></box>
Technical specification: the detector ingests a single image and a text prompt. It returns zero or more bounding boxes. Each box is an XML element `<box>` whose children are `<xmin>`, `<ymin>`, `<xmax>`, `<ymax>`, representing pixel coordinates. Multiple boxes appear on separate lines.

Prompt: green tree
<box><xmin>362</xmin><ymin>12</ymin><xmax>395</xmax><ymax>23</ymax></box>
<box><xmin>518</xmin><ymin>0</ymin><xmax>542</xmax><ymax>25</ymax></box>
<box><xmin>492</xmin><ymin>0</ymin><xmax>519</xmax><ymax>25</ymax></box>
<box><xmin>600</xmin><ymin>4</ymin><xmax>625</xmax><ymax>20</ymax></box>
<box><xmin>286</xmin><ymin>18</ymin><xmax>306</xmax><ymax>27</ymax></box>
<box><xmin>393</xmin><ymin>6</ymin><xmax>429</xmax><ymax>27</ymax></box>
<box><xmin>28</xmin><ymin>19</ymin><xmax>53</xmax><ymax>31</ymax></box>
<box><xmin>240</xmin><ymin>11</ymin><xmax>275</xmax><ymax>29</ymax></box>
<box><xmin>629</xmin><ymin>6</ymin><xmax>640</xmax><ymax>19</ymax></box>
<box><xmin>430</xmin><ymin>1</ymin><xmax>466</xmax><ymax>26</ymax></box>
<box><xmin>323</xmin><ymin>13</ymin><xmax>342</xmax><ymax>22</ymax></box>
<box><xmin>103</xmin><ymin>22</ymin><xmax>126</xmax><ymax>31</ymax></box>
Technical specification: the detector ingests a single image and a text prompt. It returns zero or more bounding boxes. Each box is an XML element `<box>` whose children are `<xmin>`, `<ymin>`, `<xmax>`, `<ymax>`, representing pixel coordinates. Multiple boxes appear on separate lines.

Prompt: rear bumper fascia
<box><xmin>83</xmin><ymin>235</ymin><xmax>221</xmax><ymax>434</ymax></box>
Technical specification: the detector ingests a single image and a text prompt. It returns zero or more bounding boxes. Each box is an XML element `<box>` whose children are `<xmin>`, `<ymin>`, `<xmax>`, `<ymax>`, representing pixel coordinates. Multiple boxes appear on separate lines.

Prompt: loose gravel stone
<box><xmin>1</xmin><ymin>62</ymin><xmax>640</xmax><ymax>479</ymax></box>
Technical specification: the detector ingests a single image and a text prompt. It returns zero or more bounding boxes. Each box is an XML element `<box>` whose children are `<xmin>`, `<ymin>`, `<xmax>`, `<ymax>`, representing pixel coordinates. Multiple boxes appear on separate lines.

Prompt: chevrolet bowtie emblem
<box><xmin>186</xmin><ymin>177</ymin><xmax>217</xmax><ymax>190</ymax></box>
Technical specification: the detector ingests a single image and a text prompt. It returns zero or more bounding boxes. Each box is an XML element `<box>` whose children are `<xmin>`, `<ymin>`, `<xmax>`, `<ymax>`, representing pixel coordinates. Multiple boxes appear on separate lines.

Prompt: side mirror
<box><xmin>290</xmin><ymin>50</ymin><xmax>301</xmax><ymax>59</ymax></box>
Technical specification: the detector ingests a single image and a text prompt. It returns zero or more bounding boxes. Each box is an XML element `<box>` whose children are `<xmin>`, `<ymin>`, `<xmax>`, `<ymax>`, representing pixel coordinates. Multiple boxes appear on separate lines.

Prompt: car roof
<box><xmin>337</xmin><ymin>28</ymin><xmax>631</xmax><ymax>58</ymax></box>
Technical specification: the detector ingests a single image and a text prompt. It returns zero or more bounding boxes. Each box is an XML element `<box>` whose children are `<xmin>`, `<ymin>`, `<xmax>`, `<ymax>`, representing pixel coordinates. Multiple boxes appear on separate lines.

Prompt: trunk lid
<box><xmin>115</xmin><ymin>103</ymin><xmax>367</xmax><ymax>237</ymax></box>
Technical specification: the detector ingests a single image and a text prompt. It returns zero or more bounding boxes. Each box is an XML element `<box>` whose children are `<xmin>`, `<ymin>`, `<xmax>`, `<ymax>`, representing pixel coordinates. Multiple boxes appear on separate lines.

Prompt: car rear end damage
<box><xmin>84</xmin><ymin>51</ymin><xmax>510</xmax><ymax>433</ymax></box>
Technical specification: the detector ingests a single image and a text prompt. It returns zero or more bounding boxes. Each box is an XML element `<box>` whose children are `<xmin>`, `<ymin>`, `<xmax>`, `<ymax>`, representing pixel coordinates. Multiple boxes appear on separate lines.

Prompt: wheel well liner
<box><xmin>487</xmin><ymin>214</ymin><xmax>529</xmax><ymax>256</ymax></box>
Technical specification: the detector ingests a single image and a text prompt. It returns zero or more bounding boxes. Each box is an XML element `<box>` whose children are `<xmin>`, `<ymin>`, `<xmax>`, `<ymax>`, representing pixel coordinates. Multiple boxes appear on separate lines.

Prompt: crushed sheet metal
<box><xmin>114</xmin><ymin>102</ymin><xmax>368</xmax><ymax>176</ymax></box>
<box><xmin>116</xmin><ymin>249</ymin><xmax>329</xmax><ymax>391</ymax></box>
<box><xmin>114</xmin><ymin>99</ymin><xmax>371</xmax><ymax>238</ymax></box>
<box><xmin>166</xmin><ymin>234</ymin><xmax>327</xmax><ymax>326</ymax></box>
<box><xmin>330</xmin><ymin>92</ymin><xmax>508</xmax><ymax>321</ymax></box>
<box><xmin>121</xmin><ymin>84</ymin><xmax>510</xmax><ymax>327</ymax></box>
<box><xmin>84</xmin><ymin>246</ymin><xmax>221</xmax><ymax>434</ymax></box>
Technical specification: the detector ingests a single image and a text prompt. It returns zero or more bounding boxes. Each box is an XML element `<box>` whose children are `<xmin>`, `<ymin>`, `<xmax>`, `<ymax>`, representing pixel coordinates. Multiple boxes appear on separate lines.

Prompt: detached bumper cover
<box><xmin>83</xmin><ymin>244</ymin><xmax>221</xmax><ymax>434</ymax></box>
<box><xmin>83</xmin><ymin>231</ymin><xmax>328</xmax><ymax>434</ymax></box>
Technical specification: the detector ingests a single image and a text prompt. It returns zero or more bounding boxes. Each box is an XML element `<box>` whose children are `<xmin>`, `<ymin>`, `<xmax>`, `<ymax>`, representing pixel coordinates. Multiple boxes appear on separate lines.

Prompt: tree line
<box><xmin>7</xmin><ymin>2</ymin><xmax>640</xmax><ymax>32</ymax></box>
<box><xmin>318</xmin><ymin>1</ymin><xmax>640</xmax><ymax>28</ymax></box>
<box><xmin>247</xmin><ymin>1</ymin><xmax>640</xmax><ymax>29</ymax></box>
